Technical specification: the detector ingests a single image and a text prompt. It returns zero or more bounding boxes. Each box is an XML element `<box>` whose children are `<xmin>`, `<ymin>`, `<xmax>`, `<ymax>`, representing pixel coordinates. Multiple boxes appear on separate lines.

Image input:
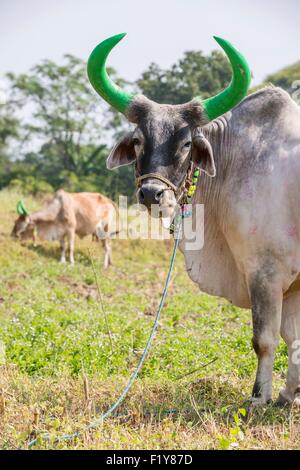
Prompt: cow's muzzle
<box><xmin>138</xmin><ymin>183</ymin><xmax>164</xmax><ymax>207</ymax></box>
<box><xmin>137</xmin><ymin>182</ymin><xmax>177</xmax><ymax>218</ymax></box>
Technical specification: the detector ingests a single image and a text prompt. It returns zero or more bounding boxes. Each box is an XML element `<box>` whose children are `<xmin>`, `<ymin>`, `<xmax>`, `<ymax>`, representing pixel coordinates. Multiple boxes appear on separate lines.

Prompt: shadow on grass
<box><xmin>26</xmin><ymin>242</ymin><xmax>104</xmax><ymax>266</ymax></box>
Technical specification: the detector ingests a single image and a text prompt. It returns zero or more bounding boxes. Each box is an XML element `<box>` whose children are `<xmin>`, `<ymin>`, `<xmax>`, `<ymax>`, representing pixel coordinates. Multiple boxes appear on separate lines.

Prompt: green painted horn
<box><xmin>200</xmin><ymin>36</ymin><xmax>251</xmax><ymax>121</ymax></box>
<box><xmin>87</xmin><ymin>33</ymin><xmax>134</xmax><ymax>114</ymax></box>
<box><xmin>87</xmin><ymin>34</ymin><xmax>251</xmax><ymax>121</ymax></box>
<box><xmin>16</xmin><ymin>200</ymin><xmax>29</xmax><ymax>216</ymax></box>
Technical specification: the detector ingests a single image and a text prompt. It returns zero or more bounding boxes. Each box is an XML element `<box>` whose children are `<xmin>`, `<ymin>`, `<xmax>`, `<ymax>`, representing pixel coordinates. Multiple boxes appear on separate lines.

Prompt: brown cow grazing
<box><xmin>11</xmin><ymin>190</ymin><xmax>118</xmax><ymax>268</ymax></box>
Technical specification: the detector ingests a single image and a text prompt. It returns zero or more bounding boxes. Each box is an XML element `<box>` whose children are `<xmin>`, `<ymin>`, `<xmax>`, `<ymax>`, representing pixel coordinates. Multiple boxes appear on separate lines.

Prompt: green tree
<box><xmin>5</xmin><ymin>55</ymin><xmax>135</xmax><ymax>199</ymax></box>
<box><xmin>265</xmin><ymin>61</ymin><xmax>300</xmax><ymax>94</ymax></box>
<box><xmin>137</xmin><ymin>50</ymin><xmax>232</xmax><ymax>104</ymax></box>
<box><xmin>250</xmin><ymin>61</ymin><xmax>300</xmax><ymax>96</ymax></box>
<box><xmin>0</xmin><ymin>92</ymin><xmax>19</xmax><ymax>187</ymax></box>
<box><xmin>7</xmin><ymin>55</ymin><xmax>107</xmax><ymax>173</ymax></box>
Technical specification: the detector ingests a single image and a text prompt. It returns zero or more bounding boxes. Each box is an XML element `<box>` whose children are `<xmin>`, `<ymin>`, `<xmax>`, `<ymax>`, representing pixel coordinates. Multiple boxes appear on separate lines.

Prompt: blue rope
<box><xmin>28</xmin><ymin>219</ymin><xmax>182</xmax><ymax>449</ymax></box>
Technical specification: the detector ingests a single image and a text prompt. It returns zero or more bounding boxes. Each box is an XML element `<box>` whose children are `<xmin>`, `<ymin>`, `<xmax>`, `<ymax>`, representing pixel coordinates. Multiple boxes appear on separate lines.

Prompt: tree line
<box><xmin>0</xmin><ymin>49</ymin><xmax>299</xmax><ymax>202</ymax></box>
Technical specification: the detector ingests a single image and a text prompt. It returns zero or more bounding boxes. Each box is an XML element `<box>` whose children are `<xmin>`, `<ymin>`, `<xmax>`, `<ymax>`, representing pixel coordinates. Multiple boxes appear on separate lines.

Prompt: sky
<box><xmin>0</xmin><ymin>0</ymin><xmax>299</xmax><ymax>88</ymax></box>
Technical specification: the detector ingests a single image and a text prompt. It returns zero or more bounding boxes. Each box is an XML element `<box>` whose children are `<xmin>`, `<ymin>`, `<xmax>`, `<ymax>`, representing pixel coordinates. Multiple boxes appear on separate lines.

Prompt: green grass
<box><xmin>0</xmin><ymin>189</ymin><xmax>299</xmax><ymax>449</ymax></box>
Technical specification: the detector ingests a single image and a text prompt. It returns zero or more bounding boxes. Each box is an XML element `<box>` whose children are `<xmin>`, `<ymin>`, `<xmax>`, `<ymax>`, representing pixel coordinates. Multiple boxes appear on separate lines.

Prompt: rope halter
<box><xmin>136</xmin><ymin>173</ymin><xmax>178</xmax><ymax>194</ymax></box>
<box><xmin>135</xmin><ymin>159</ymin><xmax>200</xmax><ymax>235</ymax></box>
<box><xmin>135</xmin><ymin>159</ymin><xmax>200</xmax><ymax>206</ymax></box>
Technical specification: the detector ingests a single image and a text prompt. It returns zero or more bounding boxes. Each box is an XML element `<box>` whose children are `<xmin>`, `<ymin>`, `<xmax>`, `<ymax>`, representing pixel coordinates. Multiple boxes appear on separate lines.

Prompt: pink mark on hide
<box><xmin>287</xmin><ymin>226</ymin><xmax>298</xmax><ymax>239</ymax></box>
<box><xmin>283</xmin><ymin>180</ymin><xmax>289</xmax><ymax>189</ymax></box>
<box><xmin>249</xmin><ymin>225</ymin><xmax>258</xmax><ymax>236</ymax></box>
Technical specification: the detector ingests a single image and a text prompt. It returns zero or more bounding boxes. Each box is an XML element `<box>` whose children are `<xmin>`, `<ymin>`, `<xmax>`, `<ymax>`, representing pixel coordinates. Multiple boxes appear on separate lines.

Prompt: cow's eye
<box><xmin>133</xmin><ymin>138</ymin><xmax>141</xmax><ymax>146</ymax></box>
<box><xmin>183</xmin><ymin>141</ymin><xmax>192</xmax><ymax>149</ymax></box>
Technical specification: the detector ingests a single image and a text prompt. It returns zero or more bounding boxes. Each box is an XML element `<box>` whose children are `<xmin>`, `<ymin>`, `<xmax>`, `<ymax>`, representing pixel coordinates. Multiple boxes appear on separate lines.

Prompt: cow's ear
<box><xmin>106</xmin><ymin>132</ymin><xmax>136</xmax><ymax>169</ymax></box>
<box><xmin>192</xmin><ymin>133</ymin><xmax>216</xmax><ymax>177</ymax></box>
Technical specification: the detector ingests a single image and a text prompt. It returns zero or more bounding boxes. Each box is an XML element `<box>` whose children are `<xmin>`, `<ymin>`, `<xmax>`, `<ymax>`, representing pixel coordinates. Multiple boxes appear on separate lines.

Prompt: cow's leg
<box><xmin>68</xmin><ymin>230</ymin><xmax>75</xmax><ymax>264</ymax></box>
<box><xmin>60</xmin><ymin>237</ymin><xmax>66</xmax><ymax>263</ymax></box>
<box><xmin>249</xmin><ymin>270</ymin><xmax>282</xmax><ymax>404</ymax></box>
<box><xmin>277</xmin><ymin>292</ymin><xmax>300</xmax><ymax>405</ymax></box>
<box><xmin>102</xmin><ymin>238</ymin><xmax>112</xmax><ymax>269</ymax></box>
<box><xmin>107</xmin><ymin>239</ymin><xmax>112</xmax><ymax>266</ymax></box>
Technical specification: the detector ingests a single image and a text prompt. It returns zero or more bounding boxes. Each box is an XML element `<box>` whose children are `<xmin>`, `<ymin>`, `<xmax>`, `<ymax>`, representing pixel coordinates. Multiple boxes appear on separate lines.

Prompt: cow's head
<box><xmin>11</xmin><ymin>200</ymin><xmax>34</xmax><ymax>239</ymax></box>
<box><xmin>88</xmin><ymin>34</ymin><xmax>251</xmax><ymax>218</ymax></box>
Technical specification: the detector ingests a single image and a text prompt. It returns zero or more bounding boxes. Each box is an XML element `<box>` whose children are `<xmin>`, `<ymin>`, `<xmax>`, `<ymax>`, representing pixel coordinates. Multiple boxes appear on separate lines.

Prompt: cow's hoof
<box><xmin>276</xmin><ymin>390</ymin><xmax>300</xmax><ymax>407</ymax></box>
<box><xmin>275</xmin><ymin>392</ymin><xmax>290</xmax><ymax>407</ymax></box>
<box><xmin>293</xmin><ymin>396</ymin><xmax>300</xmax><ymax>407</ymax></box>
<box><xmin>247</xmin><ymin>396</ymin><xmax>272</xmax><ymax>408</ymax></box>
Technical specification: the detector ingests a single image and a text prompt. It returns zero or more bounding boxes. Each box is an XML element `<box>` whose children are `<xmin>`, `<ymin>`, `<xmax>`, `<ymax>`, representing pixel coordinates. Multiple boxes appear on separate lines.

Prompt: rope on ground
<box><xmin>27</xmin><ymin>220</ymin><xmax>182</xmax><ymax>449</ymax></box>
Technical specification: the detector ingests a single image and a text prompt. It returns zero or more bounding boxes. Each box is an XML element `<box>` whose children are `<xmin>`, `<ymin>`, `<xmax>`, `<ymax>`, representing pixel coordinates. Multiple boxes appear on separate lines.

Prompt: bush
<box><xmin>7</xmin><ymin>177</ymin><xmax>53</xmax><ymax>196</ymax></box>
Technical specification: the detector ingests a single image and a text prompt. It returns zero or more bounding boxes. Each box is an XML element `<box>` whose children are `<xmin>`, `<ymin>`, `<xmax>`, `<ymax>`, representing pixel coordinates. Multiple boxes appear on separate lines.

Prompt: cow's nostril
<box><xmin>138</xmin><ymin>184</ymin><xmax>164</xmax><ymax>207</ymax></box>
<box><xmin>139</xmin><ymin>189</ymin><xmax>145</xmax><ymax>202</ymax></box>
<box><xmin>155</xmin><ymin>189</ymin><xmax>164</xmax><ymax>201</ymax></box>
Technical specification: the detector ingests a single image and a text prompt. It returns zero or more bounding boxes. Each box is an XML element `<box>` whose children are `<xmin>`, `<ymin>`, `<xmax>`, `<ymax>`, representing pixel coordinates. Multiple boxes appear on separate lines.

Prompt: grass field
<box><xmin>0</xmin><ymin>189</ymin><xmax>300</xmax><ymax>450</ymax></box>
